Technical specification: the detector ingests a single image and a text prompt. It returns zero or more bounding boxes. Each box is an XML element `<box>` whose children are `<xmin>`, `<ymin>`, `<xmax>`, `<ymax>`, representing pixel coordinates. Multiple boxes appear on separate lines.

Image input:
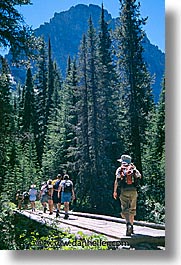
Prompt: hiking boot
<box><xmin>126</xmin><ymin>222</ymin><xmax>132</xmax><ymax>236</ymax></box>
<box><xmin>43</xmin><ymin>207</ymin><xmax>47</xmax><ymax>213</ymax></box>
<box><xmin>49</xmin><ymin>212</ymin><xmax>53</xmax><ymax>215</ymax></box>
<box><xmin>64</xmin><ymin>213</ymin><xmax>69</xmax><ymax>219</ymax></box>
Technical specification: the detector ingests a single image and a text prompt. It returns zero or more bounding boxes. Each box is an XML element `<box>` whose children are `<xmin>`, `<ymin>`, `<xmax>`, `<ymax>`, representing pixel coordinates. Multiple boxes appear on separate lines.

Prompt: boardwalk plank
<box><xmin>15</xmin><ymin>210</ymin><xmax>165</xmax><ymax>246</ymax></box>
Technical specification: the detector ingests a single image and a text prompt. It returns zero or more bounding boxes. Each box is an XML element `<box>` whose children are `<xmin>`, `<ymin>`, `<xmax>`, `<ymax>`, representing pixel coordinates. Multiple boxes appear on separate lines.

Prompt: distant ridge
<box><xmin>10</xmin><ymin>4</ymin><xmax>165</xmax><ymax>102</ymax></box>
<box><xmin>34</xmin><ymin>4</ymin><xmax>165</xmax><ymax>102</ymax></box>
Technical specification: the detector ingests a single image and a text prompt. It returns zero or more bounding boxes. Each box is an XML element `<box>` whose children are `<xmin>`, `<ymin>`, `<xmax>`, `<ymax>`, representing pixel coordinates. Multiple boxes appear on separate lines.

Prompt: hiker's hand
<box><xmin>113</xmin><ymin>191</ymin><xmax>117</xmax><ymax>200</ymax></box>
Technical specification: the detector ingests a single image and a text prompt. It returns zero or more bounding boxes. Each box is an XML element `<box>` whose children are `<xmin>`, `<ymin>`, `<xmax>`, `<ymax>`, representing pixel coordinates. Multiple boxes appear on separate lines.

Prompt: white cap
<box><xmin>117</xmin><ymin>154</ymin><xmax>131</xmax><ymax>164</ymax></box>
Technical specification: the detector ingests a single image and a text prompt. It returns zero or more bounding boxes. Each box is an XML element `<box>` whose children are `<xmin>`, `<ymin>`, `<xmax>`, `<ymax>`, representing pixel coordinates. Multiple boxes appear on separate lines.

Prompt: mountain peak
<box><xmin>35</xmin><ymin>4</ymin><xmax>114</xmax><ymax>75</ymax></box>
<box><xmin>8</xmin><ymin>4</ymin><xmax>164</xmax><ymax>102</ymax></box>
<box><xmin>46</xmin><ymin>3</ymin><xmax>112</xmax><ymax>32</ymax></box>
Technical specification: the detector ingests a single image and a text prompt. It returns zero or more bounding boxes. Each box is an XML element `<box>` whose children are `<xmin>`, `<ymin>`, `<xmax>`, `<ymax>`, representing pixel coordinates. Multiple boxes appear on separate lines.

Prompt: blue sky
<box><xmin>17</xmin><ymin>0</ymin><xmax>165</xmax><ymax>52</ymax></box>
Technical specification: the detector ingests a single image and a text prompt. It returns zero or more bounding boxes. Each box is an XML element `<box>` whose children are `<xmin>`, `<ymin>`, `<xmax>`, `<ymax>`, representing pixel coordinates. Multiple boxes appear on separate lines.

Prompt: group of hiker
<box><xmin>15</xmin><ymin>154</ymin><xmax>141</xmax><ymax>235</ymax></box>
<box><xmin>15</xmin><ymin>173</ymin><xmax>75</xmax><ymax>220</ymax></box>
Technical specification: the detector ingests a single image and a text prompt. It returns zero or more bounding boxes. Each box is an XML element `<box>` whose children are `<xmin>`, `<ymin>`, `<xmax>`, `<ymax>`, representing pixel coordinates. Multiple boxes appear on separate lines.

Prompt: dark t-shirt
<box><xmin>60</xmin><ymin>180</ymin><xmax>73</xmax><ymax>193</ymax></box>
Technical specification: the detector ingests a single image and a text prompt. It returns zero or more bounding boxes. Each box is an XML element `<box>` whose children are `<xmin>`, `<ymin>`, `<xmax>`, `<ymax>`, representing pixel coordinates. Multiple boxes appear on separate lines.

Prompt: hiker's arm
<box><xmin>132</xmin><ymin>164</ymin><xmax>141</xmax><ymax>179</ymax></box>
<box><xmin>113</xmin><ymin>179</ymin><xmax>118</xmax><ymax>199</ymax></box>
<box><xmin>58</xmin><ymin>185</ymin><xmax>62</xmax><ymax>198</ymax></box>
<box><xmin>72</xmin><ymin>187</ymin><xmax>75</xmax><ymax>200</ymax></box>
<box><xmin>135</xmin><ymin>169</ymin><xmax>141</xmax><ymax>178</ymax></box>
<box><xmin>113</xmin><ymin>167</ymin><xmax>121</xmax><ymax>199</ymax></box>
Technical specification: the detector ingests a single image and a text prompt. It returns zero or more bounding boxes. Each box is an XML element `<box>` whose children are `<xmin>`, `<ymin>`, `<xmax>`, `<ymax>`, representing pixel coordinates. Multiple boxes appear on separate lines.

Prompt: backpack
<box><xmin>63</xmin><ymin>180</ymin><xmax>73</xmax><ymax>193</ymax></box>
<box><xmin>24</xmin><ymin>192</ymin><xmax>29</xmax><ymax>200</ymax></box>
<box><xmin>17</xmin><ymin>193</ymin><xmax>23</xmax><ymax>200</ymax></box>
<box><xmin>119</xmin><ymin>163</ymin><xmax>137</xmax><ymax>185</ymax></box>
<box><xmin>53</xmin><ymin>179</ymin><xmax>61</xmax><ymax>190</ymax></box>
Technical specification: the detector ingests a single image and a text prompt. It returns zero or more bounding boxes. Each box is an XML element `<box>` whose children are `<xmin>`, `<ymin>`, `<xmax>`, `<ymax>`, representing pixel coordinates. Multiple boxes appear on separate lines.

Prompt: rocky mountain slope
<box><xmin>34</xmin><ymin>4</ymin><xmax>165</xmax><ymax>102</ymax></box>
<box><xmin>7</xmin><ymin>4</ymin><xmax>164</xmax><ymax>102</ymax></box>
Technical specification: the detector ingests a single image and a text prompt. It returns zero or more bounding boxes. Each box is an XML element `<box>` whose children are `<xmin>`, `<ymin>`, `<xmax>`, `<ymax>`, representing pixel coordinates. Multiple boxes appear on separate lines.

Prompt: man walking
<box><xmin>52</xmin><ymin>174</ymin><xmax>62</xmax><ymax>217</ymax></box>
<box><xmin>113</xmin><ymin>154</ymin><xmax>141</xmax><ymax>236</ymax></box>
<box><xmin>58</xmin><ymin>174</ymin><xmax>75</xmax><ymax>219</ymax></box>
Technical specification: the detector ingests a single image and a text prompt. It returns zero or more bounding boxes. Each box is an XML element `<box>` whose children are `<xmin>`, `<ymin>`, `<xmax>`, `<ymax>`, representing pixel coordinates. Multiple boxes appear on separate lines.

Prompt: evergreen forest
<box><xmin>0</xmin><ymin>0</ymin><xmax>165</xmax><ymax>246</ymax></box>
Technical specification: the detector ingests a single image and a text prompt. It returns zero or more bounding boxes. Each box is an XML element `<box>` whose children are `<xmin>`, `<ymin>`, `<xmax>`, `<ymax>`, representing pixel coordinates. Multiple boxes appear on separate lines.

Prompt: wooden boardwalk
<box><xmin>16</xmin><ymin>210</ymin><xmax>165</xmax><ymax>249</ymax></box>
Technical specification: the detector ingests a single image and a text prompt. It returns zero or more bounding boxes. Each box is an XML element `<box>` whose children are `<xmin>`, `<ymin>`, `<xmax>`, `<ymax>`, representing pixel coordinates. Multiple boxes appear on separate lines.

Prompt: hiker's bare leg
<box><xmin>58</xmin><ymin>202</ymin><xmax>61</xmax><ymax>211</ymax></box>
<box><xmin>48</xmin><ymin>200</ymin><xmax>53</xmax><ymax>213</ymax></box>
<box><xmin>18</xmin><ymin>201</ymin><xmax>22</xmax><ymax>210</ymax></box>
<box><xmin>64</xmin><ymin>202</ymin><xmax>69</xmax><ymax>213</ymax></box>
<box><xmin>129</xmin><ymin>214</ymin><xmax>134</xmax><ymax>225</ymax></box>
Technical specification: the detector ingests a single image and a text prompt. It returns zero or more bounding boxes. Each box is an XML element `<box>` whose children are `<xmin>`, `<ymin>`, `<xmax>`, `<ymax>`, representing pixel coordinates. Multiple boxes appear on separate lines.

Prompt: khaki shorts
<box><xmin>120</xmin><ymin>189</ymin><xmax>137</xmax><ymax>217</ymax></box>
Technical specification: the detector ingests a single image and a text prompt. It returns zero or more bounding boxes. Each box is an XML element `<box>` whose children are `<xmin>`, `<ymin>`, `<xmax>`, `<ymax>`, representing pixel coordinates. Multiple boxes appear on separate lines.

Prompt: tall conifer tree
<box><xmin>0</xmin><ymin>56</ymin><xmax>13</xmax><ymax>194</ymax></box>
<box><xmin>46</xmin><ymin>38</ymin><xmax>55</xmax><ymax>127</ymax></box>
<box><xmin>93</xmin><ymin>5</ymin><xmax>121</xmax><ymax>212</ymax></box>
<box><xmin>86</xmin><ymin>17</ymin><xmax>99</xmax><ymax>208</ymax></box>
<box><xmin>76</xmin><ymin>34</ymin><xmax>91</xmax><ymax>205</ymax></box>
<box><xmin>141</xmin><ymin>78</ymin><xmax>165</xmax><ymax>222</ymax></box>
<box><xmin>34</xmin><ymin>39</ymin><xmax>48</xmax><ymax>166</ymax></box>
<box><xmin>22</xmin><ymin>67</ymin><xmax>35</xmax><ymax>133</ymax></box>
<box><xmin>62</xmin><ymin>57</ymin><xmax>78</xmax><ymax>176</ymax></box>
<box><xmin>115</xmin><ymin>0</ymin><xmax>154</xmax><ymax>173</ymax></box>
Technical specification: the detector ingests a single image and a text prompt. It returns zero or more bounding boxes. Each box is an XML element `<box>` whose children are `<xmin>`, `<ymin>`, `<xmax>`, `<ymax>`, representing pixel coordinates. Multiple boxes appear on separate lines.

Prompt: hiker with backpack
<box><xmin>40</xmin><ymin>182</ymin><xmax>48</xmax><ymax>213</ymax></box>
<box><xmin>113</xmin><ymin>154</ymin><xmax>141</xmax><ymax>236</ymax></box>
<box><xmin>58</xmin><ymin>174</ymin><xmax>75</xmax><ymax>219</ymax></box>
<box><xmin>52</xmin><ymin>174</ymin><xmax>63</xmax><ymax>217</ymax></box>
<box><xmin>15</xmin><ymin>190</ymin><xmax>23</xmax><ymax>211</ymax></box>
<box><xmin>23</xmin><ymin>190</ymin><xmax>29</xmax><ymax>209</ymax></box>
<box><xmin>47</xmin><ymin>179</ymin><xmax>54</xmax><ymax>215</ymax></box>
<box><xmin>29</xmin><ymin>184</ymin><xmax>37</xmax><ymax>212</ymax></box>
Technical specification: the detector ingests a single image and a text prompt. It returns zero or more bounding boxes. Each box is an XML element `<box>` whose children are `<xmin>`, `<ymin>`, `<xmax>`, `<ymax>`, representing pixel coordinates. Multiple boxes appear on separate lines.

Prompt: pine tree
<box><xmin>33</xmin><ymin>39</ymin><xmax>48</xmax><ymax>166</ymax></box>
<box><xmin>141</xmin><ymin>78</ymin><xmax>165</xmax><ymax>223</ymax></box>
<box><xmin>0</xmin><ymin>56</ymin><xmax>13</xmax><ymax>194</ymax></box>
<box><xmin>21</xmin><ymin>67</ymin><xmax>35</xmax><ymax>133</ymax></box>
<box><xmin>0</xmin><ymin>0</ymin><xmax>33</xmax><ymax>57</ymax></box>
<box><xmin>46</xmin><ymin>38</ymin><xmax>55</xmax><ymax>127</ymax></box>
<box><xmin>75</xmin><ymin>34</ymin><xmax>91</xmax><ymax>205</ymax></box>
<box><xmin>61</xmin><ymin>57</ymin><xmax>78</xmax><ymax>177</ymax></box>
<box><xmin>97</xmin><ymin>8</ymin><xmax>121</xmax><ymax>156</ymax></box>
<box><xmin>76</xmin><ymin>11</ymin><xmax>122</xmax><ymax>213</ymax></box>
<box><xmin>4</xmin><ymin>88</ymin><xmax>22</xmax><ymax>198</ymax></box>
<box><xmin>154</xmin><ymin>77</ymin><xmax>165</xmax><ymax>160</ymax></box>
<box><xmin>52</xmin><ymin>62</ymin><xmax>63</xmax><ymax>120</ymax></box>
<box><xmin>14</xmin><ymin>82</ymin><xmax>23</xmax><ymax>131</ymax></box>
<box><xmin>86</xmin><ymin>17</ymin><xmax>100</xmax><ymax>209</ymax></box>
<box><xmin>93</xmin><ymin>5</ymin><xmax>122</xmax><ymax>212</ymax></box>
<box><xmin>32</xmin><ymin>38</ymin><xmax>54</xmax><ymax>169</ymax></box>
<box><xmin>42</xmin><ymin>63</ymin><xmax>64</xmax><ymax>177</ymax></box>
<box><xmin>115</xmin><ymin>0</ymin><xmax>154</xmax><ymax>173</ymax></box>
<box><xmin>42</xmin><ymin>57</ymin><xmax>78</xmax><ymax>178</ymax></box>
<box><xmin>41</xmin><ymin>39</ymin><xmax>61</xmax><ymax>174</ymax></box>
<box><xmin>17</xmin><ymin>66</ymin><xmax>42</xmax><ymax>189</ymax></box>
<box><xmin>21</xmin><ymin>136</ymin><xmax>42</xmax><ymax>189</ymax></box>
